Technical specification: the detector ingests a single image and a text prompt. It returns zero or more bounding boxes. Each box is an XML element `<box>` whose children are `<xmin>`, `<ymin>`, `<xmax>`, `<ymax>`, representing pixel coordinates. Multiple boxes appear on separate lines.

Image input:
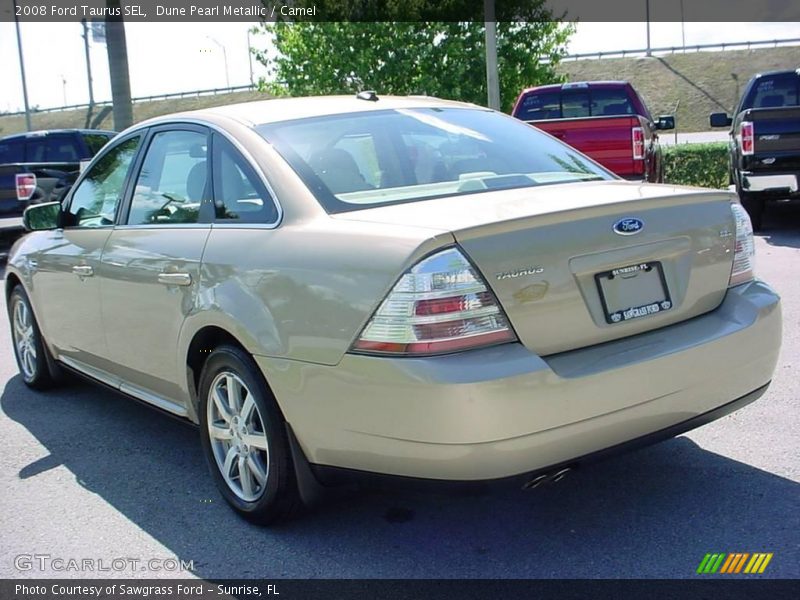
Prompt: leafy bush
<box><xmin>663</xmin><ymin>142</ymin><xmax>729</xmax><ymax>189</ymax></box>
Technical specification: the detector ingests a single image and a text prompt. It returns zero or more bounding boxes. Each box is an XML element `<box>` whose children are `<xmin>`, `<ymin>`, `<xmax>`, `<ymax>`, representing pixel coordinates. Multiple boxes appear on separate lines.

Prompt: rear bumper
<box><xmin>257</xmin><ymin>280</ymin><xmax>781</xmax><ymax>481</ymax></box>
<box><xmin>741</xmin><ymin>171</ymin><xmax>800</xmax><ymax>195</ymax></box>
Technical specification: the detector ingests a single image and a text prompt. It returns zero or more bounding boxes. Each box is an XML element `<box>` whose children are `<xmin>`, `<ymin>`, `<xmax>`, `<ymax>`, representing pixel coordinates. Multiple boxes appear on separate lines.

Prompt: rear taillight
<box><xmin>15</xmin><ymin>173</ymin><xmax>36</xmax><ymax>201</ymax></box>
<box><xmin>352</xmin><ymin>247</ymin><xmax>517</xmax><ymax>356</ymax></box>
<box><xmin>729</xmin><ymin>201</ymin><xmax>755</xmax><ymax>287</ymax></box>
<box><xmin>632</xmin><ymin>127</ymin><xmax>645</xmax><ymax>160</ymax></box>
<box><xmin>740</xmin><ymin>121</ymin><xmax>754</xmax><ymax>156</ymax></box>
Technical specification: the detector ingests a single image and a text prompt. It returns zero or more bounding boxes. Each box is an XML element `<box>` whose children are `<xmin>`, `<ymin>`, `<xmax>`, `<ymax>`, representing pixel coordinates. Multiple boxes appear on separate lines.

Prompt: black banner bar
<box><xmin>2</xmin><ymin>0</ymin><xmax>800</xmax><ymax>23</ymax></box>
<box><xmin>2</xmin><ymin>579</ymin><xmax>800</xmax><ymax>600</ymax></box>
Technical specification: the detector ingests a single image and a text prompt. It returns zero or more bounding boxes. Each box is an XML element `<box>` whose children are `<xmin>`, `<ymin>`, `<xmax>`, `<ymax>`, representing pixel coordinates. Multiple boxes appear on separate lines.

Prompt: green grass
<box><xmin>557</xmin><ymin>46</ymin><xmax>799</xmax><ymax>132</ymax></box>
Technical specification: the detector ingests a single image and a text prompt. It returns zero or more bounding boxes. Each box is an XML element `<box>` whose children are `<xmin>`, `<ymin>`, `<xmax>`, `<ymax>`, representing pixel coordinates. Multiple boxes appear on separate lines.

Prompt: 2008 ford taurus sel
<box><xmin>5</xmin><ymin>95</ymin><xmax>782</xmax><ymax>524</ymax></box>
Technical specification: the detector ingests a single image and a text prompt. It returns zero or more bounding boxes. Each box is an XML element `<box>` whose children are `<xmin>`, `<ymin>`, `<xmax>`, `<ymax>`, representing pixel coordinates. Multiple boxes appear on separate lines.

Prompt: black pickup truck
<box><xmin>0</xmin><ymin>129</ymin><xmax>115</xmax><ymax>247</ymax></box>
<box><xmin>710</xmin><ymin>69</ymin><xmax>800</xmax><ymax>230</ymax></box>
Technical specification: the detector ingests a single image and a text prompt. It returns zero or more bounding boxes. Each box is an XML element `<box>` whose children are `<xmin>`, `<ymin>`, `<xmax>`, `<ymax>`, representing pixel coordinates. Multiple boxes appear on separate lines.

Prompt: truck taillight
<box><xmin>15</xmin><ymin>173</ymin><xmax>36</xmax><ymax>201</ymax></box>
<box><xmin>632</xmin><ymin>127</ymin><xmax>645</xmax><ymax>160</ymax></box>
<box><xmin>729</xmin><ymin>202</ymin><xmax>755</xmax><ymax>287</ymax></box>
<box><xmin>352</xmin><ymin>247</ymin><xmax>517</xmax><ymax>356</ymax></box>
<box><xmin>740</xmin><ymin>121</ymin><xmax>754</xmax><ymax>156</ymax></box>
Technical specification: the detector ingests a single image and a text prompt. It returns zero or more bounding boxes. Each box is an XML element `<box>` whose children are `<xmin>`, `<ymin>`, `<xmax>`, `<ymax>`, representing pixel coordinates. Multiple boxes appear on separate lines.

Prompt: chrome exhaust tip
<box><xmin>522</xmin><ymin>467</ymin><xmax>572</xmax><ymax>490</ymax></box>
<box><xmin>551</xmin><ymin>467</ymin><xmax>571</xmax><ymax>483</ymax></box>
<box><xmin>521</xmin><ymin>474</ymin><xmax>550</xmax><ymax>490</ymax></box>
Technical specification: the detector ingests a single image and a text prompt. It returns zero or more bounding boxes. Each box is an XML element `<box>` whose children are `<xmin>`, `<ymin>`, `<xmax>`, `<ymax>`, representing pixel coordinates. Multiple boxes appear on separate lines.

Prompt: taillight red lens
<box><xmin>632</xmin><ymin>127</ymin><xmax>645</xmax><ymax>160</ymax></box>
<box><xmin>15</xmin><ymin>173</ymin><xmax>36</xmax><ymax>201</ymax></box>
<box><xmin>740</xmin><ymin>121</ymin><xmax>754</xmax><ymax>156</ymax></box>
<box><xmin>352</xmin><ymin>248</ymin><xmax>517</xmax><ymax>356</ymax></box>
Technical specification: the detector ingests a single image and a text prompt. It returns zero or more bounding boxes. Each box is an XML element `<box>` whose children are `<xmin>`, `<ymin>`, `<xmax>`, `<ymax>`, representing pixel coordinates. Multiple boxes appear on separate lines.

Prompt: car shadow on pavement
<box><xmin>2</xmin><ymin>374</ymin><xmax>798</xmax><ymax>579</ymax></box>
<box><xmin>760</xmin><ymin>200</ymin><xmax>800</xmax><ymax>249</ymax></box>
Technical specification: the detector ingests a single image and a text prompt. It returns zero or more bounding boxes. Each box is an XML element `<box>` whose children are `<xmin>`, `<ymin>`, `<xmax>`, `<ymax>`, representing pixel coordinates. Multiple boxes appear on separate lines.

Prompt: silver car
<box><xmin>5</xmin><ymin>95</ymin><xmax>782</xmax><ymax>524</ymax></box>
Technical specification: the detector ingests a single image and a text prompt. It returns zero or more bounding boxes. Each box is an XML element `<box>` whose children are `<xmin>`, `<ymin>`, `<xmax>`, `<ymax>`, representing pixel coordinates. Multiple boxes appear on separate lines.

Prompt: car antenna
<box><xmin>356</xmin><ymin>90</ymin><xmax>379</xmax><ymax>102</ymax></box>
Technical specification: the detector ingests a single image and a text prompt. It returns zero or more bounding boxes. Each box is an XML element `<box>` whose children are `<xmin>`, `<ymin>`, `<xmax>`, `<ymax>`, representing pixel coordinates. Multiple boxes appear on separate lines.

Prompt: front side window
<box><xmin>258</xmin><ymin>107</ymin><xmax>613</xmax><ymax>213</ymax></box>
<box><xmin>127</xmin><ymin>130</ymin><xmax>208</xmax><ymax>225</ymax></box>
<box><xmin>66</xmin><ymin>136</ymin><xmax>141</xmax><ymax>227</ymax></box>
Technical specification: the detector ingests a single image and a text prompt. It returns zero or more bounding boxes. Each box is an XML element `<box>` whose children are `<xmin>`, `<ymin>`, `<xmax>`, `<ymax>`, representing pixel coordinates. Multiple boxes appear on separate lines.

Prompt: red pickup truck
<box><xmin>511</xmin><ymin>81</ymin><xmax>674</xmax><ymax>182</ymax></box>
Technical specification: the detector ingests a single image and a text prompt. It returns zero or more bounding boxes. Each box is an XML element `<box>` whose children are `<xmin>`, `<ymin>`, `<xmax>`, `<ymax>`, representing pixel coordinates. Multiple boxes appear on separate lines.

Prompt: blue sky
<box><xmin>0</xmin><ymin>21</ymin><xmax>798</xmax><ymax>112</ymax></box>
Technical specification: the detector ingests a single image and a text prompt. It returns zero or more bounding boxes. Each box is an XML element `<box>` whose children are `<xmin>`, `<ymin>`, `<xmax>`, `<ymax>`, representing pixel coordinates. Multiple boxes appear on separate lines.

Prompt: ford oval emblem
<box><xmin>613</xmin><ymin>218</ymin><xmax>644</xmax><ymax>235</ymax></box>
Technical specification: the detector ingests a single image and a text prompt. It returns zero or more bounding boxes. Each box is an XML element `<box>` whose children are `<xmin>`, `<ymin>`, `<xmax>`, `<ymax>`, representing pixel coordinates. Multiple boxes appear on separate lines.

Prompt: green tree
<box><xmin>254</xmin><ymin>9</ymin><xmax>573</xmax><ymax>112</ymax></box>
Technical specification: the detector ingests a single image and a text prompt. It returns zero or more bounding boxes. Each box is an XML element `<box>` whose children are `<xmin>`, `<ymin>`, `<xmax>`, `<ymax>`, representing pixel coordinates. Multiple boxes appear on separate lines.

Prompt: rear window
<box><xmin>516</xmin><ymin>87</ymin><xmax>636</xmax><ymax>121</ymax></box>
<box><xmin>258</xmin><ymin>107</ymin><xmax>614</xmax><ymax>213</ymax></box>
<box><xmin>744</xmin><ymin>74</ymin><xmax>800</xmax><ymax>109</ymax></box>
<box><xmin>26</xmin><ymin>135</ymin><xmax>82</xmax><ymax>162</ymax></box>
<box><xmin>0</xmin><ymin>138</ymin><xmax>24</xmax><ymax>163</ymax></box>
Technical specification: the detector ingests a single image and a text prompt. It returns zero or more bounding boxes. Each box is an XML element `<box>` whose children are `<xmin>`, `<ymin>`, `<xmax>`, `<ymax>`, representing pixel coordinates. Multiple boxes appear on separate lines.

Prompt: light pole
<box><xmin>81</xmin><ymin>19</ymin><xmax>95</xmax><ymax>112</ymax></box>
<box><xmin>484</xmin><ymin>0</ymin><xmax>500</xmax><ymax>110</ymax></box>
<box><xmin>206</xmin><ymin>36</ymin><xmax>230</xmax><ymax>89</ymax></box>
<box><xmin>645</xmin><ymin>0</ymin><xmax>651</xmax><ymax>57</ymax></box>
<box><xmin>12</xmin><ymin>0</ymin><xmax>32</xmax><ymax>131</ymax></box>
<box><xmin>246</xmin><ymin>29</ymin><xmax>254</xmax><ymax>87</ymax></box>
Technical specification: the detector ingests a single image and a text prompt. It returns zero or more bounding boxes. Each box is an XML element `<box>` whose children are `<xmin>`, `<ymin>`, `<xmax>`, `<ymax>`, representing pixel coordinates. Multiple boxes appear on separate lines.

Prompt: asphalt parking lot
<box><xmin>0</xmin><ymin>202</ymin><xmax>798</xmax><ymax>580</ymax></box>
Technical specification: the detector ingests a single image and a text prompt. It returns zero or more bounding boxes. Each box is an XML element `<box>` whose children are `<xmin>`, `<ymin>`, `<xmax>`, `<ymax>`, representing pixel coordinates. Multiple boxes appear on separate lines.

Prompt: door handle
<box><xmin>72</xmin><ymin>265</ymin><xmax>94</xmax><ymax>277</ymax></box>
<box><xmin>158</xmin><ymin>272</ymin><xmax>192</xmax><ymax>286</ymax></box>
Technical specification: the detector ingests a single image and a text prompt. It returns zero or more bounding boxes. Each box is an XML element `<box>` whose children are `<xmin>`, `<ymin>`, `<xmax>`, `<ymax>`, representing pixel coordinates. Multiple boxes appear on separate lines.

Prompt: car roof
<box><xmin>142</xmin><ymin>95</ymin><xmax>485</xmax><ymax>128</ymax></box>
<box><xmin>0</xmin><ymin>128</ymin><xmax>116</xmax><ymax>142</ymax></box>
<box><xmin>519</xmin><ymin>81</ymin><xmax>631</xmax><ymax>95</ymax></box>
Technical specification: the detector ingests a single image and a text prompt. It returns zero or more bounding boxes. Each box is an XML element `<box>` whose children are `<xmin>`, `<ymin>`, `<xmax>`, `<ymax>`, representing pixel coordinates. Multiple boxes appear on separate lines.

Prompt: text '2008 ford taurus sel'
<box><xmin>5</xmin><ymin>95</ymin><xmax>782</xmax><ymax>524</ymax></box>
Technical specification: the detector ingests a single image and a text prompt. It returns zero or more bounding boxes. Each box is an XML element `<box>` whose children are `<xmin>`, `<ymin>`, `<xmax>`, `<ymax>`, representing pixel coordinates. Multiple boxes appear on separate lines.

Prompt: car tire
<box><xmin>198</xmin><ymin>344</ymin><xmax>302</xmax><ymax>525</ymax></box>
<box><xmin>7</xmin><ymin>285</ymin><xmax>58</xmax><ymax>390</ymax></box>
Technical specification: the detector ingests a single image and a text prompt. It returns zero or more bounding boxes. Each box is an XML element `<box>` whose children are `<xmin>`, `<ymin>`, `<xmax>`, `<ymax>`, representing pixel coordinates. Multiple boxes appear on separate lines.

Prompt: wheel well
<box><xmin>5</xmin><ymin>272</ymin><xmax>22</xmax><ymax>302</ymax></box>
<box><xmin>185</xmin><ymin>326</ymin><xmax>248</xmax><ymax>407</ymax></box>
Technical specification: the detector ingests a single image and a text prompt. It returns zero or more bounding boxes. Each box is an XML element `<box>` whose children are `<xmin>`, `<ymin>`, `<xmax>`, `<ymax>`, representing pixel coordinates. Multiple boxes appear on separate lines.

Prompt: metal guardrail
<box><xmin>1</xmin><ymin>84</ymin><xmax>258</xmax><ymax>117</ymax></box>
<box><xmin>557</xmin><ymin>37</ymin><xmax>800</xmax><ymax>62</ymax></box>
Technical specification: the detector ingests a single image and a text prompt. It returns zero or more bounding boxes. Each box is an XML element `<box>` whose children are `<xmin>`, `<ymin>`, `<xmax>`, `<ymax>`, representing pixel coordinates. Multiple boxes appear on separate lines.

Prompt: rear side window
<box><xmin>516</xmin><ymin>91</ymin><xmax>561</xmax><ymax>121</ymax></box>
<box><xmin>0</xmin><ymin>138</ymin><xmax>24</xmax><ymax>163</ymax></box>
<box><xmin>26</xmin><ymin>135</ymin><xmax>82</xmax><ymax>162</ymax></box>
<box><xmin>212</xmin><ymin>134</ymin><xmax>279</xmax><ymax>224</ymax></box>
<box><xmin>745</xmin><ymin>75</ymin><xmax>800</xmax><ymax>109</ymax></box>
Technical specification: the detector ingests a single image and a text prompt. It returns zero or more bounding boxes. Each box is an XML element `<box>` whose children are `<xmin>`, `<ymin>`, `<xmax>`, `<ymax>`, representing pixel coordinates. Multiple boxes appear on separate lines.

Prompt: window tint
<box><xmin>591</xmin><ymin>89</ymin><xmax>634</xmax><ymax>116</ymax></box>
<box><xmin>212</xmin><ymin>135</ymin><xmax>278</xmax><ymax>224</ymax></box>
<box><xmin>258</xmin><ymin>108</ymin><xmax>613</xmax><ymax>213</ymax></box>
<box><xmin>66</xmin><ymin>136</ymin><xmax>140</xmax><ymax>227</ymax></box>
<box><xmin>128</xmin><ymin>130</ymin><xmax>208</xmax><ymax>225</ymax></box>
<box><xmin>561</xmin><ymin>90</ymin><xmax>590</xmax><ymax>118</ymax></box>
<box><xmin>26</xmin><ymin>135</ymin><xmax>82</xmax><ymax>162</ymax></box>
<box><xmin>745</xmin><ymin>74</ymin><xmax>799</xmax><ymax>109</ymax></box>
<box><xmin>82</xmin><ymin>133</ymin><xmax>114</xmax><ymax>156</ymax></box>
<box><xmin>516</xmin><ymin>91</ymin><xmax>561</xmax><ymax>121</ymax></box>
<box><xmin>0</xmin><ymin>138</ymin><xmax>24</xmax><ymax>163</ymax></box>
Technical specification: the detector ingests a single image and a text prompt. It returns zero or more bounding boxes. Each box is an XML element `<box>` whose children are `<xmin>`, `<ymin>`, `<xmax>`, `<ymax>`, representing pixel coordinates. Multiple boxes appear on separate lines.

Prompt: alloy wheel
<box><xmin>206</xmin><ymin>371</ymin><xmax>270</xmax><ymax>502</ymax></box>
<box><xmin>12</xmin><ymin>298</ymin><xmax>37</xmax><ymax>380</ymax></box>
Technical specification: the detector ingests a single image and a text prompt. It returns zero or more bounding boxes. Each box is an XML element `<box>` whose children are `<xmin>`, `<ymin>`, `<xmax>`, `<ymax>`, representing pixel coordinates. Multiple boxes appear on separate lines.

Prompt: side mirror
<box><xmin>656</xmin><ymin>115</ymin><xmax>675</xmax><ymax>131</ymax></box>
<box><xmin>710</xmin><ymin>112</ymin><xmax>733</xmax><ymax>128</ymax></box>
<box><xmin>22</xmin><ymin>201</ymin><xmax>62</xmax><ymax>232</ymax></box>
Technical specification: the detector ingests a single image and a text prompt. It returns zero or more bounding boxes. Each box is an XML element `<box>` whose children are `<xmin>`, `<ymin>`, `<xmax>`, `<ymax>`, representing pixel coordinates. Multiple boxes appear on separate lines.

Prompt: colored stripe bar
<box><xmin>758</xmin><ymin>553</ymin><xmax>773</xmax><ymax>573</ymax></box>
